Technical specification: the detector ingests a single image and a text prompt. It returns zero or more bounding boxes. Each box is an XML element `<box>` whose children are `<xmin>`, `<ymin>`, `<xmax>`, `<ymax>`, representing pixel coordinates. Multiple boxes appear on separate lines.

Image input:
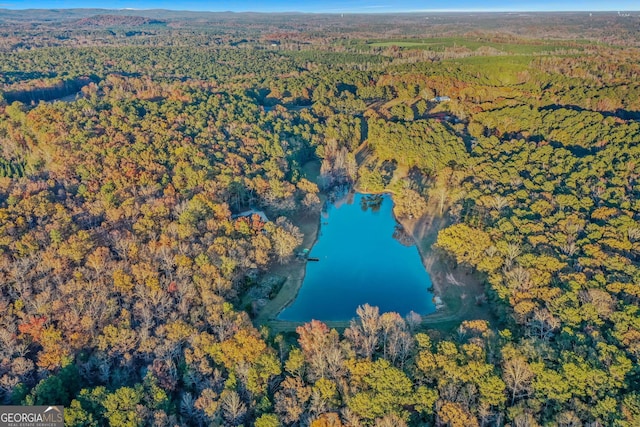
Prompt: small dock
<box><xmin>296</xmin><ymin>248</ymin><xmax>310</xmax><ymax>260</ymax></box>
<box><xmin>296</xmin><ymin>249</ymin><xmax>319</xmax><ymax>262</ymax></box>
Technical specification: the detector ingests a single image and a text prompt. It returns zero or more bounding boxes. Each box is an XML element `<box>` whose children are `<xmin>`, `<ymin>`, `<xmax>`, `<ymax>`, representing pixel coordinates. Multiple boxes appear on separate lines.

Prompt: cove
<box><xmin>278</xmin><ymin>192</ymin><xmax>436</xmax><ymax>322</ymax></box>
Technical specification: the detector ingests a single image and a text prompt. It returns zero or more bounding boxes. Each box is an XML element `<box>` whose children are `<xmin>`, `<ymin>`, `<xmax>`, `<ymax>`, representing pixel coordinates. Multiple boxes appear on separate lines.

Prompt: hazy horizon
<box><xmin>2</xmin><ymin>1</ymin><xmax>640</xmax><ymax>13</ymax></box>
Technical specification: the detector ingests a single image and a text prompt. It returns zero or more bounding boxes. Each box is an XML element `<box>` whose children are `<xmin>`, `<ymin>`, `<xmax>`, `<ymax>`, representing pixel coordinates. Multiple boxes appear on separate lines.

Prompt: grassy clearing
<box><xmin>401</xmin><ymin>212</ymin><xmax>494</xmax><ymax>333</ymax></box>
<box><xmin>369</xmin><ymin>37</ymin><xmax>587</xmax><ymax>55</ymax></box>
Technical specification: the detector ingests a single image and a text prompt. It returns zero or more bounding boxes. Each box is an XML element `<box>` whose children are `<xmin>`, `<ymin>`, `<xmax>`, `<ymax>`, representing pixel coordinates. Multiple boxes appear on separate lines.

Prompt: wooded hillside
<box><xmin>0</xmin><ymin>10</ymin><xmax>639</xmax><ymax>426</ymax></box>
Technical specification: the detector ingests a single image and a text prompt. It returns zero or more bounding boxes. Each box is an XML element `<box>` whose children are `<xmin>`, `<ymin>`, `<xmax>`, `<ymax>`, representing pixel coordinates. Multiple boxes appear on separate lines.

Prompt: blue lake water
<box><xmin>278</xmin><ymin>192</ymin><xmax>436</xmax><ymax>322</ymax></box>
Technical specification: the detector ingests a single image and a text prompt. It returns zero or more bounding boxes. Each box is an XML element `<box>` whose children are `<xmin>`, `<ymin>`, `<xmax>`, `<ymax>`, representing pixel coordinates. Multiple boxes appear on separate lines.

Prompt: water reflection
<box><xmin>392</xmin><ymin>224</ymin><xmax>414</xmax><ymax>247</ymax></box>
<box><xmin>360</xmin><ymin>194</ymin><xmax>384</xmax><ymax>213</ymax></box>
<box><xmin>278</xmin><ymin>192</ymin><xmax>435</xmax><ymax>321</ymax></box>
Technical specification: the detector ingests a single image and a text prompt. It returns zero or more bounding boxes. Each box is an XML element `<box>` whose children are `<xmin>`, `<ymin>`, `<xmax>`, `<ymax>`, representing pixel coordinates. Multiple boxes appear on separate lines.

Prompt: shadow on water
<box><xmin>278</xmin><ymin>192</ymin><xmax>436</xmax><ymax>322</ymax></box>
<box><xmin>392</xmin><ymin>224</ymin><xmax>414</xmax><ymax>247</ymax></box>
<box><xmin>360</xmin><ymin>194</ymin><xmax>383</xmax><ymax>213</ymax></box>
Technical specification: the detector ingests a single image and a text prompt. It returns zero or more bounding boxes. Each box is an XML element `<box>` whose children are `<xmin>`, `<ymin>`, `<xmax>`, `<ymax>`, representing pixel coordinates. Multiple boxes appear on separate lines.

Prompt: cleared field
<box><xmin>369</xmin><ymin>37</ymin><xmax>589</xmax><ymax>54</ymax></box>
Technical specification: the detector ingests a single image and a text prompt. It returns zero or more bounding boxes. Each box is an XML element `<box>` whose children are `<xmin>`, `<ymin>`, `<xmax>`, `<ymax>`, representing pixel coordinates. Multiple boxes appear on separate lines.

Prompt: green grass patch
<box><xmin>369</xmin><ymin>37</ymin><xmax>591</xmax><ymax>55</ymax></box>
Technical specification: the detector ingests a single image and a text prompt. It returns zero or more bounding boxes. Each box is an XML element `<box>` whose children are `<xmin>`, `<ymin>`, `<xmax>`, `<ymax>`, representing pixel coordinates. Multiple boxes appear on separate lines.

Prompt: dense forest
<box><xmin>1</xmin><ymin>9</ymin><xmax>640</xmax><ymax>426</ymax></box>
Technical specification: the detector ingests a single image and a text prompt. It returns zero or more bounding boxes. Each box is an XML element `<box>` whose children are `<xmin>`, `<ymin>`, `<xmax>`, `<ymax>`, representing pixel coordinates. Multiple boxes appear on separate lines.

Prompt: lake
<box><xmin>278</xmin><ymin>192</ymin><xmax>436</xmax><ymax>322</ymax></box>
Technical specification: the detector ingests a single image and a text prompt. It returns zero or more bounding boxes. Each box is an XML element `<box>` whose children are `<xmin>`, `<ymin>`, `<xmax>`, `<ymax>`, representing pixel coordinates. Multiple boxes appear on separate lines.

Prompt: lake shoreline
<box><xmin>352</xmin><ymin>187</ymin><xmax>494</xmax><ymax>329</ymax></box>
<box><xmin>353</xmin><ymin>185</ymin><xmax>448</xmax><ymax>308</ymax></box>
<box><xmin>277</xmin><ymin>191</ymin><xmax>435</xmax><ymax>322</ymax></box>
<box><xmin>272</xmin><ymin>208</ymin><xmax>322</xmax><ymax>318</ymax></box>
<box><xmin>255</xmin><ymin>146</ymin><xmax>493</xmax><ymax>332</ymax></box>
<box><xmin>257</xmin><ymin>185</ymin><xmax>443</xmax><ymax>329</ymax></box>
<box><xmin>251</xmin><ymin>192</ymin><xmax>324</xmax><ymax>326</ymax></box>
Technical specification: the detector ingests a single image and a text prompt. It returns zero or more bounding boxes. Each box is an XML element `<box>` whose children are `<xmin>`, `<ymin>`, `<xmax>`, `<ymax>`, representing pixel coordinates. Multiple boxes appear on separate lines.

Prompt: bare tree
<box><xmin>503</xmin><ymin>357</ymin><xmax>534</xmax><ymax>404</ymax></box>
<box><xmin>527</xmin><ymin>308</ymin><xmax>560</xmax><ymax>340</ymax></box>
<box><xmin>220</xmin><ymin>390</ymin><xmax>247</xmax><ymax>426</ymax></box>
<box><xmin>502</xmin><ymin>243</ymin><xmax>521</xmax><ymax>269</ymax></box>
<box><xmin>375</xmin><ymin>414</ymin><xmax>407</xmax><ymax>427</ymax></box>
<box><xmin>505</xmin><ymin>266</ymin><xmax>531</xmax><ymax>291</ymax></box>
<box><xmin>513</xmin><ymin>413</ymin><xmax>540</xmax><ymax>427</ymax></box>
<box><xmin>489</xmin><ymin>195</ymin><xmax>509</xmax><ymax>211</ymax></box>
<box><xmin>556</xmin><ymin>411</ymin><xmax>582</xmax><ymax>427</ymax></box>
<box><xmin>379</xmin><ymin>312</ymin><xmax>413</xmax><ymax>367</ymax></box>
<box><xmin>405</xmin><ymin>311</ymin><xmax>423</xmax><ymax>332</ymax></box>
<box><xmin>341</xmin><ymin>407</ymin><xmax>363</xmax><ymax>427</ymax></box>
<box><xmin>344</xmin><ymin>304</ymin><xmax>381</xmax><ymax>359</ymax></box>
